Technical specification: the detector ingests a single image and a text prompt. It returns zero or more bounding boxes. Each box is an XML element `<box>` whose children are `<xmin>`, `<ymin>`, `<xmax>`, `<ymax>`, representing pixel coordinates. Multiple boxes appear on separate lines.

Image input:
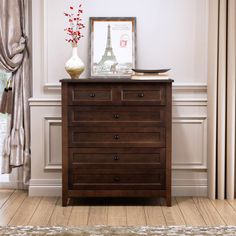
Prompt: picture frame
<box><xmin>89</xmin><ymin>17</ymin><xmax>136</xmax><ymax>78</ymax></box>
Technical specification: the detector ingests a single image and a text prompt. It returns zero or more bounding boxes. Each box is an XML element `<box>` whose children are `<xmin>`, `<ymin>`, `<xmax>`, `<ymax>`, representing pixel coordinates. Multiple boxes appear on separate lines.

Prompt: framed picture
<box><xmin>89</xmin><ymin>17</ymin><xmax>136</xmax><ymax>78</ymax></box>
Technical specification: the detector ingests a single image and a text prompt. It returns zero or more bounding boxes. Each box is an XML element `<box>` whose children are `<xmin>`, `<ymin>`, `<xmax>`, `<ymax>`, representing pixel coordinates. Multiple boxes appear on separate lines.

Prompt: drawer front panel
<box><xmin>70</xmin><ymin>172</ymin><xmax>165</xmax><ymax>190</ymax></box>
<box><xmin>68</xmin><ymin>84</ymin><xmax>114</xmax><ymax>105</ymax></box>
<box><xmin>71</xmin><ymin>164</ymin><xmax>164</xmax><ymax>174</ymax></box>
<box><xmin>121</xmin><ymin>85</ymin><xmax>166</xmax><ymax>105</ymax></box>
<box><xmin>69</xmin><ymin>147</ymin><xmax>165</xmax><ymax>154</ymax></box>
<box><xmin>70</xmin><ymin>149</ymin><xmax>165</xmax><ymax>166</ymax></box>
<box><xmin>72</xmin><ymin>173</ymin><xmax>165</xmax><ymax>184</ymax></box>
<box><xmin>68</xmin><ymin>106</ymin><xmax>166</xmax><ymax>126</ymax></box>
<box><xmin>71</xmin><ymin>184</ymin><xmax>165</xmax><ymax>190</ymax></box>
<box><xmin>68</xmin><ymin>127</ymin><xmax>166</xmax><ymax>148</ymax></box>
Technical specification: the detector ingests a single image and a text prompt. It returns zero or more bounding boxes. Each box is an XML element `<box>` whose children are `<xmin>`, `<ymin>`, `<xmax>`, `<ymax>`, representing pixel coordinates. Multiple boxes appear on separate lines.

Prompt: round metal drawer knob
<box><xmin>138</xmin><ymin>93</ymin><xmax>144</xmax><ymax>98</ymax></box>
<box><xmin>114</xmin><ymin>135</ymin><xmax>119</xmax><ymax>140</ymax></box>
<box><xmin>113</xmin><ymin>114</ymin><xmax>119</xmax><ymax>119</ymax></box>
<box><xmin>113</xmin><ymin>155</ymin><xmax>119</xmax><ymax>161</ymax></box>
<box><xmin>113</xmin><ymin>177</ymin><xmax>120</xmax><ymax>182</ymax></box>
<box><xmin>90</xmin><ymin>93</ymin><xmax>96</xmax><ymax>98</ymax></box>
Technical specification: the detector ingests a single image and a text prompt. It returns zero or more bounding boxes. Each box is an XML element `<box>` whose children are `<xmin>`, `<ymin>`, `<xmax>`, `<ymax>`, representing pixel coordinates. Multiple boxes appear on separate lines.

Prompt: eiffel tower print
<box><xmin>98</xmin><ymin>24</ymin><xmax>118</xmax><ymax>67</ymax></box>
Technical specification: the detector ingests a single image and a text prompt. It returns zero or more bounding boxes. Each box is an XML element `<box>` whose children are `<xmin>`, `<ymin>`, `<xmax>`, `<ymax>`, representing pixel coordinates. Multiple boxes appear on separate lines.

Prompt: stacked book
<box><xmin>131</xmin><ymin>69</ymin><xmax>170</xmax><ymax>80</ymax></box>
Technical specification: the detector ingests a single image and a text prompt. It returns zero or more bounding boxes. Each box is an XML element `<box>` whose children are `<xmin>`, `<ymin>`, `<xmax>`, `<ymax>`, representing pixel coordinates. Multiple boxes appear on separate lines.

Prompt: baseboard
<box><xmin>29</xmin><ymin>185</ymin><xmax>61</xmax><ymax>196</ymax></box>
<box><xmin>173</xmin><ymin>186</ymin><xmax>207</xmax><ymax>196</ymax></box>
<box><xmin>29</xmin><ymin>179</ymin><xmax>207</xmax><ymax>197</ymax></box>
<box><xmin>29</xmin><ymin>179</ymin><xmax>61</xmax><ymax>196</ymax></box>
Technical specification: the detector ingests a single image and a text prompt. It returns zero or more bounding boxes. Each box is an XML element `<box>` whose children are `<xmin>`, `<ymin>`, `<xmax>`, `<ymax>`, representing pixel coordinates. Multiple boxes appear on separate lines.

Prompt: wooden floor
<box><xmin>0</xmin><ymin>190</ymin><xmax>235</xmax><ymax>226</ymax></box>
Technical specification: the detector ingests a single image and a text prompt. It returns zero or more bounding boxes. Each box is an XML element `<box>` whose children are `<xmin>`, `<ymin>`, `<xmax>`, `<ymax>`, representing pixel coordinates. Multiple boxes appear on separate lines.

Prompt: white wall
<box><xmin>29</xmin><ymin>0</ymin><xmax>208</xmax><ymax>196</ymax></box>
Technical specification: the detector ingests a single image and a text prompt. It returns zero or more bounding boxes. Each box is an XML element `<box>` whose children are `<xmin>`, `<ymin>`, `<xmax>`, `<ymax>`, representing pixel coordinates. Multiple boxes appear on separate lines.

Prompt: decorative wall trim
<box><xmin>172</xmin><ymin>178</ymin><xmax>207</xmax><ymax>186</ymax></box>
<box><xmin>29</xmin><ymin>185</ymin><xmax>207</xmax><ymax>197</ymax></box>
<box><xmin>29</xmin><ymin>98</ymin><xmax>61</xmax><ymax>106</ymax></box>
<box><xmin>173</xmin><ymin>99</ymin><xmax>207</xmax><ymax>106</ymax></box>
<box><xmin>173</xmin><ymin>186</ymin><xmax>207</xmax><ymax>197</ymax></box>
<box><xmin>40</xmin><ymin>117</ymin><xmax>207</xmax><ymax>171</ymax></box>
<box><xmin>42</xmin><ymin>0</ymin><xmax>49</xmax><ymax>88</ymax></box>
<box><xmin>30</xmin><ymin>99</ymin><xmax>207</xmax><ymax>171</ymax></box>
<box><xmin>172</xmin><ymin>117</ymin><xmax>207</xmax><ymax>170</ymax></box>
<box><xmin>29</xmin><ymin>179</ymin><xmax>61</xmax><ymax>196</ymax></box>
<box><xmin>173</xmin><ymin>83</ymin><xmax>207</xmax><ymax>91</ymax></box>
<box><xmin>44</xmin><ymin>83</ymin><xmax>62</xmax><ymax>90</ymax></box>
<box><xmin>29</xmin><ymin>178</ymin><xmax>207</xmax><ymax>197</ymax></box>
<box><xmin>44</xmin><ymin>117</ymin><xmax>62</xmax><ymax>170</ymax></box>
<box><xmin>29</xmin><ymin>83</ymin><xmax>208</xmax><ymax>107</ymax></box>
<box><xmin>43</xmin><ymin>82</ymin><xmax>208</xmax><ymax>91</ymax></box>
<box><xmin>29</xmin><ymin>98</ymin><xmax>207</xmax><ymax>107</ymax></box>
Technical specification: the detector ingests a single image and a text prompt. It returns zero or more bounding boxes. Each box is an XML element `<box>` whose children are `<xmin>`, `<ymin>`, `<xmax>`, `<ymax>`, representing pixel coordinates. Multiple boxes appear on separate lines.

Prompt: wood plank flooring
<box><xmin>0</xmin><ymin>190</ymin><xmax>234</xmax><ymax>226</ymax></box>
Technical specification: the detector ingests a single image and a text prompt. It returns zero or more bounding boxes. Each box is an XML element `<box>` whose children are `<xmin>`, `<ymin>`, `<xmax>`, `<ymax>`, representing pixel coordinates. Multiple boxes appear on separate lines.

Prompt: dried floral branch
<box><xmin>64</xmin><ymin>2</ymin><xmax>85</xmax><ymax>46</ymax></box>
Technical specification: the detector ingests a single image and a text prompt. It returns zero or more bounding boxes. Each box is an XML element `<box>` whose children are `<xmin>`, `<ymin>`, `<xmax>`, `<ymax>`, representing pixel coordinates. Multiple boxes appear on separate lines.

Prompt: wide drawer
<box><xmin>68</xmin><ymin>106</ymin><xmax>166</xmax><ymax>126</ymax></box>
<box><xmin>72</xmin><ymin>173</ymin><xmax>165</xmax><ymax>183</ymax></box>
<box><xmin>121</xmin><ymin>85</ymin><xmax>166</xmax><ymax>105</ymax></box>
<box><xmin>69</xmin><ymin>148</ymin><xmax>165</xmax><ymax>167</ymax></box>
<box><xmin>71</xmin><ymin>183</ymin><xmax>165</xmax><ymax>190</ymax></box>
<box><xmin>68</xmin><ymin>127</ymin><xmax>166</xmax><ymax>148</ymax></box>
<box><xmin>70</xmin><ymin>172</ymin><xmax>165</xmax><ymax>190</ymax></box>
<box><xmin>71</xmin><ymin>164</ymin><xmax>164</xmax><ymax>174</ymax></box>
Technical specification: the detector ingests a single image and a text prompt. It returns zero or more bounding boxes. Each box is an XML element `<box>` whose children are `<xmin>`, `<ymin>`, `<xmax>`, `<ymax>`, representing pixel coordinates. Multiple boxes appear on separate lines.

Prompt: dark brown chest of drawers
<box><xmin>61</xmin><ymin>78</ymin><xmax>173</xmax><ymax>206</ymax></box>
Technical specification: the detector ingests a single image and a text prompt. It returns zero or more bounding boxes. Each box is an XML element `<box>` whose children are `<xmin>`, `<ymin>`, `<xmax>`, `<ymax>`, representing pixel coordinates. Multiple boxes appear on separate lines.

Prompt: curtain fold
<box><xmin>208</xmin><ymin>0</ymin><xmax>236</xmax><ymax>199</ymax></box>
<box><xmin>0</xmin><ymin>0</ymin><xmax>30</xmax><ymax>184</ymax></box>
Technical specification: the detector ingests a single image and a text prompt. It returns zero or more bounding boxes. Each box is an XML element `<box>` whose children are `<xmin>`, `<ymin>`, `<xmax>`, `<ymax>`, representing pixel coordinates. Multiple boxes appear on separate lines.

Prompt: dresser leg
<box><xmin>166</xmin><ymin>196</ymin><xmax>172</xmax><ymax>207</ymax></box>
<box><xmin>62</xmin><ymin>196</ymin><xmax>68</xmax><ymax>207</ymax></box>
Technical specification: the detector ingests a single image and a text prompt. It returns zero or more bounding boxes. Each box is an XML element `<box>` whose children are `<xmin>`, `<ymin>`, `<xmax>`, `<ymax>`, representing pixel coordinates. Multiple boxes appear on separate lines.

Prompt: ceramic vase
<box><xmin>65</xmin><ymin>44</ymin><xmax>85</xmax><ymax>79</ymax></box>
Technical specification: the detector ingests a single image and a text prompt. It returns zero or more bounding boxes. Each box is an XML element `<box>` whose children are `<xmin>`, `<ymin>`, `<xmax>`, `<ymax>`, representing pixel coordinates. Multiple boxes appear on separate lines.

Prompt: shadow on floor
<box><xmin>69</xmin><ymin>197</ymin><xmax>170</xmax><ymax>206</ymax></box>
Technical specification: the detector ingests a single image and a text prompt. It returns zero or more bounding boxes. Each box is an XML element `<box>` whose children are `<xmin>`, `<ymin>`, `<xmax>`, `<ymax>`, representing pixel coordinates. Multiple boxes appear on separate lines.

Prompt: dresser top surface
<box><xmin>60</xmin><ymin>78</ymin><xmax>174</xmax><ymax>84</ymax></box>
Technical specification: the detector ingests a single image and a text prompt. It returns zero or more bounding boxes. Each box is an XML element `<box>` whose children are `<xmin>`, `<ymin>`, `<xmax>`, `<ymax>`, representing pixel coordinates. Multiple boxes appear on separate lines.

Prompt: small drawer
<box><xmin>68</xmin><ymin>106</ymin><xmax>166</xmax><ymax>126</ymax></box>
<box><xmin>69</xmin><ymin>148</ymin><xmax>166</xmax><ymax>167</ymax></box>
<box><xmin>121</xmin><ymin>85</ymin><xmax>166</xmax><ymax>105</ymax></box>
<box><xmin>68</xmin><ymin>127</ymin><xmax>166</xmax><ymax>148</ymax></box>
<box><xmin>68</xmin><ymin>84</ymin><xmax>113</xmax><ymax>105</ymax></box>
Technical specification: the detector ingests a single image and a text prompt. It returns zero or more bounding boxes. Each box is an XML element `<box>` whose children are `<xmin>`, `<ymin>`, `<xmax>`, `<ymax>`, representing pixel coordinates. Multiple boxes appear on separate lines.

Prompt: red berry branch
<box><xmin>64</xmin><ymin>2</ymin><xmax>85</xmax><ymax>46</ymax></box>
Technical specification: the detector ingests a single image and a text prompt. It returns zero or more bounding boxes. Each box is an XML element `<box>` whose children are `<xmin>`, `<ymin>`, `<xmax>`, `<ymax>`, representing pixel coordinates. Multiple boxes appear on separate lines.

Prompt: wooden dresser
<box><xmin>60</xmin><ymin>78</ymin><xmax>173</xmax><ymax>206</ymax></box>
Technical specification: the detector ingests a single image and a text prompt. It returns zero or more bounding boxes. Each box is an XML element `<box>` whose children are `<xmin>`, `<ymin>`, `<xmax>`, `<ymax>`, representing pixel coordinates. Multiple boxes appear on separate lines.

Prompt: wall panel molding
<box><xmin>172</xmin><ymin>117</ymin><xmax>207</xmax><ymax>170</ymax></box>
<box><xmin>29</xmin><ymin>99</ymin><xmax>61</xmax><ymax>106</ymax></box>
<box><xmin>40</xmin><ymin>117</ymin><xmax>208</xmax><ymax>171</ymax></box>
<box><xmin>29</xmin><ymin>175</ymin><xmax>207</xmax><ymax>197</ymax></box>
<box><xmin>29</xmin><ymin>83</ymin><xmax>208</xmax><ymax>106</ymax></box>
<box><xmin>42</xmin><ymin>0</ymin><xmax>49</xmax><ymax>88</ymax></box>
<box><xmin>43</xmin><ymin>82</ymin><xmax>208</xmax><ymax>92</ymax></box>
<box><xmin>29</xmin><ymin>89</ymin><xmax>208</xmax><ymax>196</ymax></box>
<box><xmin>29</xmin><ymin>98</ymin><xmax>207</xmax><ymax>107</ymax></box>
<box><xmin>29</xmin><ymin>185</ymin><xmax>207</xmax><ymax>197</ymax></box>
<box><xmin>41</xmin><ymin>118</ymin><xmax>207</xmax><ymax>171</ymax></box>
<box><xmin>30</xmin><ymin>0</ymin><xmax>209</xmax><ymax>197</ymax></box>
<box><xmin>30</xmin><ymin>85</ymin><xmax>208</xmax><ymax>173</ymax></box>
<box><xmin>44</xmin><ymin>117</ymin><xmax>62</xmax><ymax>170</ymax></box>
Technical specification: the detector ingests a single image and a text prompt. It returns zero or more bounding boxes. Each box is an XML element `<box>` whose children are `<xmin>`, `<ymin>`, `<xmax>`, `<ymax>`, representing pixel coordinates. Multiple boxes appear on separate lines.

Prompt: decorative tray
<box><xmin>132</xmin><ymin>69</ymin><xmax>170</xmax><ymax>74</ymax></box>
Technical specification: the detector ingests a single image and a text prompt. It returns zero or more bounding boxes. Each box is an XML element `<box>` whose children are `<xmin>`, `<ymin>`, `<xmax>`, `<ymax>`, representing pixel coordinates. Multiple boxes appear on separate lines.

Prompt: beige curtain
<box><xmin>208</xmin><ymin>0</ymin><xmax>236</xmax><ymax>199</ymax></box>
<box><xmin>0</xmin><ymin>0</ymin><xmax>31</xmax><ymax>184</ymax></box>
